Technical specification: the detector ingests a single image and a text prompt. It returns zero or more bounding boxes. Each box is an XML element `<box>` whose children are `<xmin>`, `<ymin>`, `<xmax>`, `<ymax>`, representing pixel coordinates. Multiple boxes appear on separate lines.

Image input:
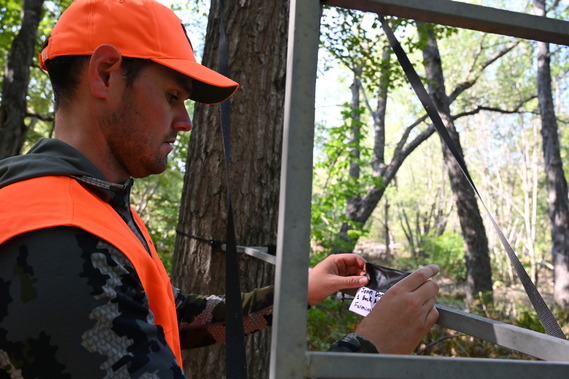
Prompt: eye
<box><xmin>167</xmin><ymin>92</ymin><xmax>180</xmax><ymax>103</ymax></box>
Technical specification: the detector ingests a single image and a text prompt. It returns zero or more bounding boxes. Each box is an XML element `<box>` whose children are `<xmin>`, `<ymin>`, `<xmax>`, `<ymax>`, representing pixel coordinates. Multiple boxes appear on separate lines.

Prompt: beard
<box><xmin>97</xmin><ymin>91</ymin><xmax>172</xmax><ymax>180</ymax></box>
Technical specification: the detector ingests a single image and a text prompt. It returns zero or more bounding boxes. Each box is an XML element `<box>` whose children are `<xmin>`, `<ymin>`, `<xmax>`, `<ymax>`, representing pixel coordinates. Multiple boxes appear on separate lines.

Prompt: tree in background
<box><xmin>419</xmin><ymin>23</ymin><xmax>493</xmax><ymax>305</ymax></box>
<box><xmin>393</xmin><ymin>143</ymin><xmax>453</xmax><ymax>261</ymax></box>
<box><xmin>0</xmin><ymin>0</ymin><xmax>73</xmax><ymax>158</ymax></box>
<box><xmin>0</xmin><ymin>0</ymin><xmax>44</xmax><ymax>159</ymax></box>
<box><xmin>171</xmin><ymin>0</ymin><xmax>287</xmax><ymax>377</ymax></box>
<box><xmin>533</xmin><ymin>0</ymin><xmax>569</xmax><ymax>308</ymax></box>
<box><xmin>314</xmin><ymin>11</ymin><xmax>439</xmax><ymax>253</ymax></box>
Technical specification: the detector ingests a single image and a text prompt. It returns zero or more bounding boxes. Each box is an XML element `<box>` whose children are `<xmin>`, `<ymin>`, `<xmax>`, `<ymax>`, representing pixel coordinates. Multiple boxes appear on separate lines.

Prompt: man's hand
<box><xmin>307</xmin><ymin>254</ymin><xmax>369</xmax><ymax>306</ymax></box>
<box><xmin>355</xmin><ymin>264</ymin><xmax>440</xmax><ymax>354</ymax></box>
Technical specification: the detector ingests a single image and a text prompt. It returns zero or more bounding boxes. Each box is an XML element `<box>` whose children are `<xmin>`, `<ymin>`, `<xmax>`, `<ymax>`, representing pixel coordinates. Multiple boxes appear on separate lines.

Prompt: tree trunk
<box><xmin>533</xmin><ymin>0</ymin><xmax>569</xmax><ymax>308</ymax></box>
<box><xmin>340</xmin><ymin>68</ymin><xmax>363</xmax><ymax>251</ymax></box>
<box><xmin>337</xmin><ymin>47</ymin><xmax>394</xmax><ymax>252</ymax></box>
<box><xmin>420</xmin><ymin>24</ymin><xmax>493</xmax><ymax>306</ymax></box>
<box><xmin>171</xmin><ymin>0</ymin><xmax>288</xmax><ymax>377</ymax></box>
<box><xmin>0</xmin><ymin>0</ymin><xmax>44</xmax><ymax>159</ymax></box>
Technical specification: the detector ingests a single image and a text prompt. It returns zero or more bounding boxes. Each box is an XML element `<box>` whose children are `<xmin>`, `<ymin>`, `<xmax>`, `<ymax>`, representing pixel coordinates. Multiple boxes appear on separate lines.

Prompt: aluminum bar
<box><xmin>324</xmin><ymin>0</ymin><xmax>569</xmax><ymax>45</ymax></box>
<box><xmin>436</xmin><ymin>304</ymin><xmax>569</xmax><ymax>361</ymax></box>
<box><xmin>269</xmin><ymin>0</ymin><xmax>321</xmax><ymax>377</ymax></box>
<box><xmin>240</xmin><ymin>246</ymin><xmax>276</xmax><ymax>265</ymax></box>
<box><xmin>305</xmin><ymin>352</ymin><xmax>569</xmax><ymax>378</ymax></box>
<box><xmin>222</xmin><ymin>245</ymin><xmax>277</xmax><ymax>265</ymax></box>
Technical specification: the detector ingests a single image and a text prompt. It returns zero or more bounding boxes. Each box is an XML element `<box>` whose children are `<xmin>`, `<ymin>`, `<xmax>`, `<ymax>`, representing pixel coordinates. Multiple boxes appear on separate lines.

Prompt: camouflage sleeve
<box><xmin>327</xmin><ymin>333</ymin><xmax>379</xmax><ymax>354</ymax></box>
<box><xmin>175</xmin><ymin>286</ymin><xmax>274</xmax><ymax>349</ymax></box>
<box><xmin>0</xmin><ymin>227</ymin><xmax>184</xmax><ymax>378</ymax></box>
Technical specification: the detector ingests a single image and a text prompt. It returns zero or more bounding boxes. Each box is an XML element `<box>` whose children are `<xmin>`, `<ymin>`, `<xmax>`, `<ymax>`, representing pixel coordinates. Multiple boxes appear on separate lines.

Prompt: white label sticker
<box><xmin>349</xmin><ymin>286</ymin><xmax>384</xmax><ymax>317</ymax></box>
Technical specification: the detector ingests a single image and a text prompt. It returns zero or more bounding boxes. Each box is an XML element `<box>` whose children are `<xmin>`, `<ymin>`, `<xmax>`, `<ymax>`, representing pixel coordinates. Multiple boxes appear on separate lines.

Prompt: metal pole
<box><xmin>269</xmin><ymin>0</ymin><xmax>321</xmax><ymax>378</ymax></box>
<box><xmin>325</xmin><ymin>0</ymin><xmax>569</xmax><ymax>45</ymax></box>
<box><xmin>306</xmin><ymin>352</ymin><xmax>569</xmax><ymax>378</ymax></box>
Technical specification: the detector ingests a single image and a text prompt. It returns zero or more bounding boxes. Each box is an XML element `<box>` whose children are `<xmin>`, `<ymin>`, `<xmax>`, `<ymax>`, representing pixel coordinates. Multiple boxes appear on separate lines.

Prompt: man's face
<box><xmin>99</xmin><ymin>62</ymin><xmax>193</xmax><ymax>179</ymax></box>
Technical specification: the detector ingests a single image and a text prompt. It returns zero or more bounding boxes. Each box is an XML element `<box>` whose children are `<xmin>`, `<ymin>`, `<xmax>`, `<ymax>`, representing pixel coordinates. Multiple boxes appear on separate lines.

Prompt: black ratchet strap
<box><xmin>218</xmin><ymin>0</ymin><xmax>248</xmax><ymax>376</ymax></box>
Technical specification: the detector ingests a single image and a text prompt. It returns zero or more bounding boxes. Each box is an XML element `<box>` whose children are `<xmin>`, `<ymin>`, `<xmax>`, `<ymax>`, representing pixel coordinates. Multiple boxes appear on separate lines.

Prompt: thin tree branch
<box><xmin>452</xmin><ymin>96</ymin><xmax>538</xmax><ymax>120</ymax></box>
<box><xmin>26</xmin><ymin>112</ymin><xmax>54</xmax><ymax>122</ymax></box>
<box><xmin>449</xmin><ymin>41</ymin><xmax>520</xmax><ymax>103</ymax></box>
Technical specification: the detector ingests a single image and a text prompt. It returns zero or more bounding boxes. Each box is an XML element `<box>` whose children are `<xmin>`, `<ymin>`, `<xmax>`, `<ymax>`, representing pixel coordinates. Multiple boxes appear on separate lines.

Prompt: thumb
<box><xmin>336</xmin><ymin>275</ymin><xmax>369</xmax><ymax>289</ymax></box>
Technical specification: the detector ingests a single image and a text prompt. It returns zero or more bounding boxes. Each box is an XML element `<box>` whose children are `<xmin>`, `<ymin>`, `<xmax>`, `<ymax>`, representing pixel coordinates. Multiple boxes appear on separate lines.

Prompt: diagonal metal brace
<box><xmin>222</xmin><ymin>244</ymin><xmax>277</xmax><ymax>265</ymax></box>
<box><xmin>436</xmin><ymin>304</ymin><xmax>569</xmax><ymax>361</ymax></box>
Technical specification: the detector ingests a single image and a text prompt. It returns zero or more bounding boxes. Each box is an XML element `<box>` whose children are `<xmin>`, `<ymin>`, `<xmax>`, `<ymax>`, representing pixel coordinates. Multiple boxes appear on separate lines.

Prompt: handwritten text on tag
<box><xmin>349</xmin><ymin>286</ymin><xmax>384</xmax><ymax>317</ymax></box>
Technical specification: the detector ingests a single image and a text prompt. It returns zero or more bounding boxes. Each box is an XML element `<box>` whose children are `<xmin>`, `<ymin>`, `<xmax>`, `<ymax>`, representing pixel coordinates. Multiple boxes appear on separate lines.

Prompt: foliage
<box><xmin>515</xmin><ymin>308</ymin><xmax>546</xmax><ymax>334</ymax></box>
<box><xmin>320</xmin><ymin>8</ymin><xmax>386</xmax><ymax>94</ymax></box>
<box><xmin>419</xmin><ymin>325</ymin><xmax>536</xmax><ymax>359</ymax></box>
<box><xmin>386</xmin><ymin>137</ymin><xmax>453</xmax><ymax>258</ymax></box>
<box><xmin>312</xmin><ymin>102</ymin><xmax>384</xmax><ymax>250</ymax></box>
<box><xmin>418</xmin><ymin>231</ymin><xmax>466</xmax><ymax>282</ymax></box>
<box><xmin>0</xmin><ymin>0</ymin><xmax>21</xmax><ymax>56</ymax></box>
<box><xmin>320</xmin><ymin>8</ymin><xmax>456</xmax><ymax>91</ymax></box>
<box><xmin>2</xmin><ymin>1</ymin><xmax>73</xmax><ymax>153</ymax></box>
<box><xmin>306</xmin><ymin>296</ymin><xmax>361</xmax><ymax>351</ymax></box>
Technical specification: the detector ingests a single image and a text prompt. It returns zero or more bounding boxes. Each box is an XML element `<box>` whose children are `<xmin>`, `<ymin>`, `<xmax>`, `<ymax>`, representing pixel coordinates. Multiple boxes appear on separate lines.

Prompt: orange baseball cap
<box><xmin>40</xmin><ymin>0</ymin><xmax>239</xmax><ymax>104</ymax></box>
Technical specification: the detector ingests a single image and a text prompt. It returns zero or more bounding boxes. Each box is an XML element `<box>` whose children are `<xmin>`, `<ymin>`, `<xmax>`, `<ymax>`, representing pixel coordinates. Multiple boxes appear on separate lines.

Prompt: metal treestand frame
<box><xmin>269</xmin><ymin>0</ymin><xmax>569</xmax><ymax>378</ymax></box>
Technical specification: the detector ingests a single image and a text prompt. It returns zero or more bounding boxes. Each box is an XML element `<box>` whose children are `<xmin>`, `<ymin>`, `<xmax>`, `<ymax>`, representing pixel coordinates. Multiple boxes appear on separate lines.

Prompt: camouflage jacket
<box><xmin>0</xmin><ymin>139</ymin><xmax>376</xmax><ymax>378</ymax></box>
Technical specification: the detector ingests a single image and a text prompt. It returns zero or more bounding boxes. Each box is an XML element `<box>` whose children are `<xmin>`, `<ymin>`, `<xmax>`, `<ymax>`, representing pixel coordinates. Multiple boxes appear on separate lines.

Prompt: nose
<box><xmin>173</xmin><ymin>105</ymin><xmax>192</xmax><ymax>132</ymax></box>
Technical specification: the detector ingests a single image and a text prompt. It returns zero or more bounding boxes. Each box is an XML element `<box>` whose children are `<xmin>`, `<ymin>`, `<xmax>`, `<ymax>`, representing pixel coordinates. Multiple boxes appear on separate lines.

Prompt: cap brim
<box><xmin>153</xmin><ymin>58</ymin><xmax>239</xmax><ymax>105</ymax></box>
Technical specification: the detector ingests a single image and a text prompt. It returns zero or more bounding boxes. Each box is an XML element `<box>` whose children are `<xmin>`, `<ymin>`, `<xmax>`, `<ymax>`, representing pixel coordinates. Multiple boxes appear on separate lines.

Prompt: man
<box><xmin>0</xmin><ymin>0</ymin><xmax>439</xmax><ymax>377</ymax></box>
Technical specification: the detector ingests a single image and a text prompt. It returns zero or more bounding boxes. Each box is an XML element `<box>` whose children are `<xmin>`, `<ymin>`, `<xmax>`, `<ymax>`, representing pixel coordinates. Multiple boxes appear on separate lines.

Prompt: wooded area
<box><xmin>1</xmin><ymin>0</ymin><xmax>569</xmax><ymax>377</ymax></box>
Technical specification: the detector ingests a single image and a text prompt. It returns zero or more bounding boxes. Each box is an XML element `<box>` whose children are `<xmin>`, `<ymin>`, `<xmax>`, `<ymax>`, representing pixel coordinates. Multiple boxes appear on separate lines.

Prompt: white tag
<box><xmin>349</xmin><ymin>286</ymin><xmax>384</xmax><ymax>317</ymax></box>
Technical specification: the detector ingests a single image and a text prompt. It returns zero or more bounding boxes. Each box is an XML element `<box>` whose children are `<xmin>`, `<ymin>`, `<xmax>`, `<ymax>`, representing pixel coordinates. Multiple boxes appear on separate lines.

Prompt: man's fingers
<box><xmin>423</xmin><ymin>295</ymin><xmax>437</xmax><ymax>310</ymax></box>
<box><xmin>396</xmin><ymin>264</ymin><xmax>439</xmax><ymax>292</ymax></box>
<box><xmin>425</xmin><ymin>303</ymin><xmax>440</xmax><ymax>326</ymax></box>
<box><xmin>332</xmin><ymin>254</ymin><xmax>367</xmax><ymax>276</ymax></box>
<box><xmin>413</xmin><ymin>277</ymin><xmax>440</xmax><ymax>300</ymax></box>
<box><xmin>338</xmin><ymin>274</ymin><xmax>369</xmax><ymax>289</ymax></box>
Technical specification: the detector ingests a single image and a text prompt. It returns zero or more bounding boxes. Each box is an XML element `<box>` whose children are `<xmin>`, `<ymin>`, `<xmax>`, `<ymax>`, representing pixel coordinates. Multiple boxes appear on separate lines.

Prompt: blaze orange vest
<box><xmin>0</xmin><ymin>176</ymin><xmax>183</xmax><ymax>367</ymax></box>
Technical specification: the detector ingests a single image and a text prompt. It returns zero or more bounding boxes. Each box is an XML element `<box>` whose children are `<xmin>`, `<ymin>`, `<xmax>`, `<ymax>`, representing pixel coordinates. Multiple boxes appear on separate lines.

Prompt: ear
<box><xmin>88</xmin><ymin>44</ymin><xmax>123</xmax><ymax>99</ymax></box>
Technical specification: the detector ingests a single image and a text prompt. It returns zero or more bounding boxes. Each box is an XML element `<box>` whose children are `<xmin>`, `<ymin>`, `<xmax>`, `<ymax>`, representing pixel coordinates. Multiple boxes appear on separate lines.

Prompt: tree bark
<box><xmin>172</xmin><ymin>0</ymin><xmax>288</xmax><ymax>377</ymax></box>
<box><xmin>533</xmin><ymin>0</ymin><xmax>569</xmax><ymax>308</ymax></box>
<box><xmin>420</xmin><ymin>24</ymin><xmax>493</xmax><ymax>305</ymax></box>
<box><xmin>0</xmin><ymin>0</ymin><xmax>44</xmax><ymax>159</ymax></box>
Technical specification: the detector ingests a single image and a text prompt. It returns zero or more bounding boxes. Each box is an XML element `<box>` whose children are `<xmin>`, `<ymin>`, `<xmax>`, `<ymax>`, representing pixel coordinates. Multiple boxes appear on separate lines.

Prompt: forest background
<box><xmin>1</xmin><ymin>0</ymin><xmax>569</xmax><ymax>376</ymax></box>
